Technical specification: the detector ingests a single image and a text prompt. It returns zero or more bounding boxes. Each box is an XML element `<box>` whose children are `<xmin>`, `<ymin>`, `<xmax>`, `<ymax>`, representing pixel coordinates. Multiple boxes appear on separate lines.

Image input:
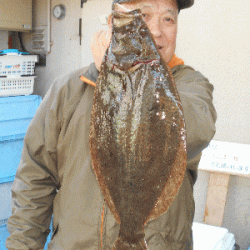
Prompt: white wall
<box><xmin>176</xmin><ymin>0</ymin><xmax>250</xmax><ymax>144</ymax></box>
<box><xmin>176</xmin><ymin>1</ymin><xmax>250</xmax><ymax>249</ymax></box>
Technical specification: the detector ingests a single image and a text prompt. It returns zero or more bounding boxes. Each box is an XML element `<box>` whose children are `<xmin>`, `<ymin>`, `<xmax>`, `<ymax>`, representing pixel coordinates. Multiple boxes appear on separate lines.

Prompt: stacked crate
<box><xmin>0</xmin><ymin>49</ymin><xmax>42</xmax><ymax>249</ymax></box>
<box><xmin>0</xmin><ymin>49</ymin><xmax>38</xmax><ymax>97</ymax></box>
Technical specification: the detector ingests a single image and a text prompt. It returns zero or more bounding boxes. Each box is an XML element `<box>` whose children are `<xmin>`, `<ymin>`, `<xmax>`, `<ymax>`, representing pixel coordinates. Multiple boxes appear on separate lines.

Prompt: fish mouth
<box><xmin>132</xmin><ymin>59</ymin><xmax>157</xmax><ymax>67</ymax></box>
<box><xmin>128</xmin><ymin>59</ymin><xmax>158</xmax><ymax>72</ymax></box>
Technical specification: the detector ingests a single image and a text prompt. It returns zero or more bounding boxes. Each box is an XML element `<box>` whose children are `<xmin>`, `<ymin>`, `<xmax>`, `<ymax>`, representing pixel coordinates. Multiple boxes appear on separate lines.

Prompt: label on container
<box><xmin>4</xmin><ymin>64</ymin><xmax>20</xmax><ymax>69</ymax></box>
<box><xmin>199</xmin><ymin>140</ymin><xmax>250</xmax><ymax>177</ymax></box>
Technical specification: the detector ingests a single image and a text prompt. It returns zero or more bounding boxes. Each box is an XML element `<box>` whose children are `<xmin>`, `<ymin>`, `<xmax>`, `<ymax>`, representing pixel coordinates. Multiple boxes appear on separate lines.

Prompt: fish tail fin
<box><xmin>112</xmin><ymin>236</ymin><xmax>148</xmax><ymax>250</ymax></box>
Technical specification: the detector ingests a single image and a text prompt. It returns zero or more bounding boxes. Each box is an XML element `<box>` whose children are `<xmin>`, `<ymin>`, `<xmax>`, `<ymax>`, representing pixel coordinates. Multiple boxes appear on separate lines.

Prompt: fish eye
<box><xmin>139</xmin><ymin>27</ymin><xmax>147</xmax><ymax>37</ymax></box>
<box><xmin>141</xmin><ymin>12</ymin><xmax>150</xmax><ymax>20</ymax></box>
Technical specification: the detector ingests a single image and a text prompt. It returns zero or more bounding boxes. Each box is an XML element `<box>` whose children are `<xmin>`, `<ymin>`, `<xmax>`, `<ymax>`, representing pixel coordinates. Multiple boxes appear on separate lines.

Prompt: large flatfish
<box><xmin>89</xmin><ymin>5</ymin><xmax>187</xmax><ymax>250</ymax></box>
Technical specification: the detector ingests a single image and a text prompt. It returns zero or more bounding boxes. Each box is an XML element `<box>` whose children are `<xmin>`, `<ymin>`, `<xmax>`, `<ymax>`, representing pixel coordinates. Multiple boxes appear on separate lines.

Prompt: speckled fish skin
<box><xmin>89</xmin><ymin>7</ymin><xmax>187</xmax><ymax>250</ymax></box>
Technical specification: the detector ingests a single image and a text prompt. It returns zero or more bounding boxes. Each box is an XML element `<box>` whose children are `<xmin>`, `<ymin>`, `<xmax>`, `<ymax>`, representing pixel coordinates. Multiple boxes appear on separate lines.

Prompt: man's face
<box><xmin>120</xmin><ymin>0</ymin><xmax>178</xmax><ymax>64</ymax></box>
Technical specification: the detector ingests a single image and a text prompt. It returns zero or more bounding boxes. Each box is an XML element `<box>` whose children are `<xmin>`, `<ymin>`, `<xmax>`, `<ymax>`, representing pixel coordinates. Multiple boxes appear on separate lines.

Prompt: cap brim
<box><xmin>112</xmin><ymin>0</ymin><xmax>194</xmax><ymax>10</ymax></box>
<box><xmin>178</xmin><ymin>0</ymin><xmax>194</xmax><ymax>10</ymax></box>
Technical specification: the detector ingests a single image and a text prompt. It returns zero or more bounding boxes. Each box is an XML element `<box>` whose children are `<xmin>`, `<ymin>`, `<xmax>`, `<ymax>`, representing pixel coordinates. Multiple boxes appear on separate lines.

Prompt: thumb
<box><xmin>91</xmin><ymin>30</ymin><xmax>111</xmax><ymax>71</ymax></box>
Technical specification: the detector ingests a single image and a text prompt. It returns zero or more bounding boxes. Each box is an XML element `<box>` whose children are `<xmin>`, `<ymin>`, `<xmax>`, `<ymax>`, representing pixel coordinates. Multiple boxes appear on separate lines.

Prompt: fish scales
<box><xmin>89</xmin><ymin>7</ymin><xmax>187</xmax><ymax>250</ymax></box>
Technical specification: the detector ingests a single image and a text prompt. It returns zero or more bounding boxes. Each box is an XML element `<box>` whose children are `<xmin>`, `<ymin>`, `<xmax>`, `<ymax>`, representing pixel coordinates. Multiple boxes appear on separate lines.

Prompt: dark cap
<box><xmin>112</xmin><ymin>0</ymin><xmax>194</xmax><ymax>10</ymax></box>
<box><xmin>177</xmin><ymin>0</ymin><xmax>194</xmax><ymax>10</ymax></box>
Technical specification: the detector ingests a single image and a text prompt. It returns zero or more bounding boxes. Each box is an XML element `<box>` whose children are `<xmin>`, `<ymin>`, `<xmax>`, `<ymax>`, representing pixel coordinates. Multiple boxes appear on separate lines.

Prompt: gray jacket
<box><xmin>6</xmin><ymin>63</ymin><xmax>216</xmax><ymax>250</ymax></box>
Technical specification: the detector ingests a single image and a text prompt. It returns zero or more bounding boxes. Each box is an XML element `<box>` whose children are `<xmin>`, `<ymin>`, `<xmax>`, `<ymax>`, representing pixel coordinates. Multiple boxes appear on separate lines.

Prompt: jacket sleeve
<box><xmin>6</xmin><ymin>73</ymin><xmax>76</xmax><ymax>250</ymax></box>
<box><xmin>174</xmin><ymin>65</ymin><xmax>217</xmax><ymax>173</ymax></box>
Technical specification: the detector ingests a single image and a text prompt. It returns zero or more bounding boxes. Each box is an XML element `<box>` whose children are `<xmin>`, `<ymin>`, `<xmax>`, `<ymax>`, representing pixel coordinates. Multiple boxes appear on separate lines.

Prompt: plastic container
<box><xmin>0</xmin><ymin>95</ymin><xmax>42</xmax><ymax>183</ymax></box>
<box><xmin>0</xmin><ymin>182</ymin><xmax>13</xmax><ymax>222</ymax></box>
<box><xmin>0</xmin><ymin>49</ymin><xmax>38</xmax><ymax>77</ymax></box>
<box><xmin>0</xmin><ymin>136</ymin><xmax>25</xmax><ymax>183</ymax></box>
<box><xmin>0</xmin><ymin>223</ymin><xmax>9</xmax><ymax>250</ymax></box>
<box><xmin>192</xmin><ymin>222</ymin><xmax>235</xmax><ymax>250</ymax></box>
<box><xmin>0</xmin><ymin>95</ymin><xmax>48</xmax><ymax>249</ymax></box>
<box><xmin>0</xmin><ymin>76</ymin><xmax>36</xmax><ymax>97</ymax></box>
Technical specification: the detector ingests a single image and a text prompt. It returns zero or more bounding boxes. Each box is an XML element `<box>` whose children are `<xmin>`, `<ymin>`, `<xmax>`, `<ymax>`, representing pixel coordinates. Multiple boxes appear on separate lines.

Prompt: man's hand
<box><xmin>91</xmin><ymin>29</ymin><xmax>111</xmax><ymax>71</ymax></box>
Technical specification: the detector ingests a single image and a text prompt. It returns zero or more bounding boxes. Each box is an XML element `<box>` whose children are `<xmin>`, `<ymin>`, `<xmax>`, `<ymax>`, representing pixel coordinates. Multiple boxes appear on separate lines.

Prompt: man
<box><xmin>6</xmin><ymin>0</ymin><xmax>216</xmax><ymax>249</ymax></box>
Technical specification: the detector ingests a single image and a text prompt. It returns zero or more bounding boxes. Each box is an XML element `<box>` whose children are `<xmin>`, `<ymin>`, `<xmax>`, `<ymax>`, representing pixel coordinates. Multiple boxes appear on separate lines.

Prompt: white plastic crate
<box><xmin>0</xmin><ymin>76</ymin><xmax>36</xmax><ymax>97</ymax></box>
<box><xmin>0</xmin><ymin>54</ymin><xmax>38</xmax><ymax>77</ymax></box>
<box><xmin>192</xmin><ymin>222</ymin><xmax>235</xmax><ymax>250</ymax></box>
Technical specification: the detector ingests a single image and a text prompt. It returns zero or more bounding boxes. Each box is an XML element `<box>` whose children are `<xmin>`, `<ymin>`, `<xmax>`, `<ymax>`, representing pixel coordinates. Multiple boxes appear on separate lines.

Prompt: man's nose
<box><xmin>148</xmin><ymin>18</ymin><xmax>162</xmax><ymax>38</ymax></box>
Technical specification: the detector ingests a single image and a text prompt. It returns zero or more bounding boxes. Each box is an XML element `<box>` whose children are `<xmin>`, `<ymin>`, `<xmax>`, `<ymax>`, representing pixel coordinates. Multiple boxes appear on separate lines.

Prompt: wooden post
<box><xmin>203</xmin><ymin>172</ymin><xmax>230</xmax><ymax>226</ymax></box>
<box><xmin>199</xmin><ymin>140</ymin><xmax>250</xmax><ymax>226</ymax></box>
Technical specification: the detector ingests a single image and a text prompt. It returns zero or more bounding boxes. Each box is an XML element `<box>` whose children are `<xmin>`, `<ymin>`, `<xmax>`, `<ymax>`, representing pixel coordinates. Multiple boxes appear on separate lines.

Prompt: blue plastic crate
<box><xmin>0</xmin><ymin>138</ymin><xmax>25</xmax><ymax>183</ymax></box>
<box><xmin>0</xmin><ymin>95</ymin><xmax>42</xmax><ymax>183</ymax></box>
<box><xmin>0</xmin><ymin>182</ymin><xmax>13</xmax><ymax>222</ymax></box>
<box><xmin>0</xmin><ymin>223</ymin><xmax>9</xmax><ymax>250</ymax></box>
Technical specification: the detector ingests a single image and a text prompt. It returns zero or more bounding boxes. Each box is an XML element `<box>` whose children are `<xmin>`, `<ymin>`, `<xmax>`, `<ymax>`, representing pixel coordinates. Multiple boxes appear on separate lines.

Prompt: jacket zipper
<box><xmin>100</xmin><ymin>203</ymin><xmax>105</xmax><ymax>250</ymax></box>
<box><xmin>51</xmin><ymin>223</ymin><xmax>59</xmax><ymax>240</ymax></box>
